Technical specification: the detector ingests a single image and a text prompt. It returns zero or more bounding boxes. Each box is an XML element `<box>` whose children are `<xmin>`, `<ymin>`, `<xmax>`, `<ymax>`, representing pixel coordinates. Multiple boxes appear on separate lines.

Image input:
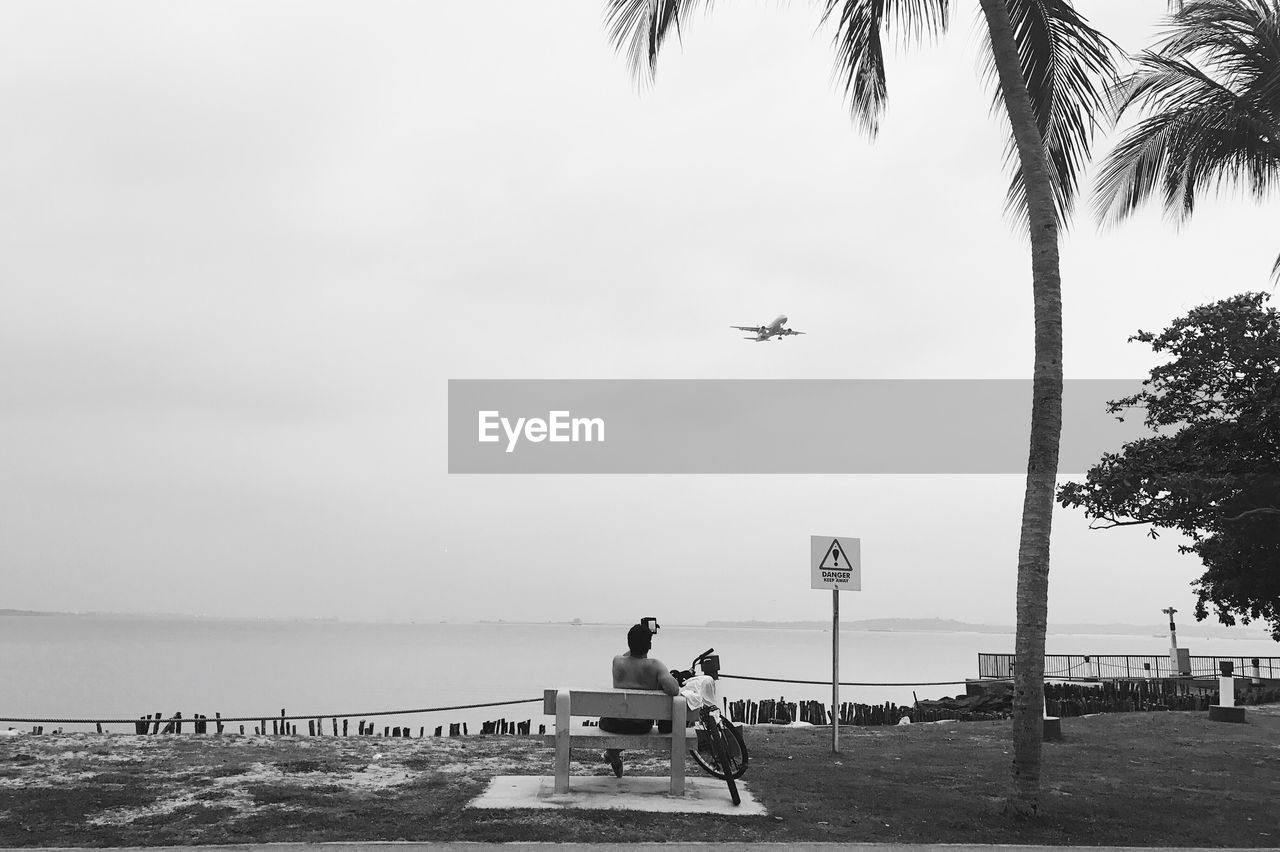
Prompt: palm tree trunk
<box><xmin>975</xmin><ymin>0</ymin><xmax>1065</xmax><ymax>817</ymax></box>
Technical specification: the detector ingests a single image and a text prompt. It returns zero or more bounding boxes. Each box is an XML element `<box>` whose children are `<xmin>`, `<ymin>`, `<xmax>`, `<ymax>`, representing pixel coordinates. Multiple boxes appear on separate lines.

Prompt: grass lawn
<box><xmin>1</xmin><ymin>708</ymin><xmax>1278</xmax><ymax>846</ymax></box>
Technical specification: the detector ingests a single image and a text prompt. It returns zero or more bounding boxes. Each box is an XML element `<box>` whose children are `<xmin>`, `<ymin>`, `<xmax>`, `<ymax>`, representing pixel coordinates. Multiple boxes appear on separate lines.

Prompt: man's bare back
<box><xmin>613</xmin><ymin>652</ymin><xmax>680</xmax><ymax>695</ymax></box>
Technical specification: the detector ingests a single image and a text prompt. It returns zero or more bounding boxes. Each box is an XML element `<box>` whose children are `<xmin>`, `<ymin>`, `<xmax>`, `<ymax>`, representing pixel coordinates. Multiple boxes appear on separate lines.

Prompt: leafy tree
<box><xmin>1094</xmin><ymin>0</ymin><xmax>1280</xmax><ymax>279</ymax></box>
<box><xmin>602</xmin><ymin>0</ymin><xmax>1119</xmax><ymax>814</ymax></box>
<box><xmin>1058</xmin><ymin>292</ymin><xmax>1280</xmax><ymax>639</ymax></box>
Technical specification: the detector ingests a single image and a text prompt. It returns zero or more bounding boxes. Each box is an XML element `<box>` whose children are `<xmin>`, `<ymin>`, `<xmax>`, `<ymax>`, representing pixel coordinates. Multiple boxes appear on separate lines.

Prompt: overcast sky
<box><xmin>2</xmin><ymin>1</ymin><xmax>1275</xmax><ymax>631</ymax></box>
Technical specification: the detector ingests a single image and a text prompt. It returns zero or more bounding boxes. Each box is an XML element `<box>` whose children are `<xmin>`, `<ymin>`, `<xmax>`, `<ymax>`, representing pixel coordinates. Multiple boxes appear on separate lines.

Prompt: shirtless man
<box><xmin>600</xmin><ymin>622</ymin><xmax>681</xmax><ymax>777</ymax></box>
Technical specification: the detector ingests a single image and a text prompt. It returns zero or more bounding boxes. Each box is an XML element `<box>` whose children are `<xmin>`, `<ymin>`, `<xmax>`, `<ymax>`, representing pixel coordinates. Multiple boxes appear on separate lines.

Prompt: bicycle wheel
<box><xmin>708</xmin><ymin>723</ymin><xmax>741</xmax><ymax>805</ymax></box>
<box><xmin>689</xmin><ymin>715</ymin><xmax>749</xmax><ymax>780</ymax></box>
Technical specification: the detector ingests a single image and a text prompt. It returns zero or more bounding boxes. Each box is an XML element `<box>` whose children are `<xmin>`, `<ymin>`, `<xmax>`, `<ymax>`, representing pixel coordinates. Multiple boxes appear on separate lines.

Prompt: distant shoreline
<box><xmin>2</xmin><ymin>609</ymin><xmax>1272</xmax><ymax>641</ymax></box>
<box><xmin>708</xmin><ymin>617</ymin><xmax>1011</xmax><ymax>635</ymax></box>
<box><xmin>705</xmin><ymin>617</ymin><xmax>1274</xmax><ymax>641</ymax></box>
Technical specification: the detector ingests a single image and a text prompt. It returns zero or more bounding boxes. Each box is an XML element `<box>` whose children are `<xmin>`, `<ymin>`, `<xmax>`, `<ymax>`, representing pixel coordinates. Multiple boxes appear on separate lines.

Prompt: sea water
<box><xmin>2</xmin><ymin>615</ymin><xmax>1276</xmax><ymax>734</ymax></box>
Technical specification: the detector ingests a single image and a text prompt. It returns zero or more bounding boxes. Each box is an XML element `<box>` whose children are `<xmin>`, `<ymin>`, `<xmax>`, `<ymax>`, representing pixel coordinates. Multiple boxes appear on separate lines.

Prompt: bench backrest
<box><xmin>542</xmin><ymin>688</ymin><xmax>687</xmax><ymax>719</ymax></box>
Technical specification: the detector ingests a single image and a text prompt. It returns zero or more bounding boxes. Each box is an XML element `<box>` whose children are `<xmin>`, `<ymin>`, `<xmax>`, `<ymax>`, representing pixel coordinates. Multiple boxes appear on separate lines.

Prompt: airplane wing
<box><xmin>781</xmin><ymin>329</ymin><xmax>806</xmax><ymax>336</ymax></box>
<box><xmin>730</xmin><ymin>326</ymin><xmax>761</xmax><ymax>332</ymax></box>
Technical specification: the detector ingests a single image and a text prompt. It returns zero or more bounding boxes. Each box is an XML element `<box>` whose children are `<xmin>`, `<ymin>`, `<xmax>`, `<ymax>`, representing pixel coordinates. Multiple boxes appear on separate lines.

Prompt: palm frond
<box><xmin>1159</xmin><ymin>1</ymin><xmax>1280</xmax><ymax>63</ymax></box>
<box><xmin>980</xmin><ymin>0</ymin><xmax>1123</xmax><ymax>227</ymax></box>
<box><xmin>1159</xmin><ymin>1</ymin><xmax>1280</xmax><ymax>111</ymax></box>
<box><xmin>1093</xmin><ymin>101</ymin><xmax>1199</xmax><ymax>224</ymax></box>
<box><xmin>821</xmin><ymin>0</ymin><xmax>950</xmax><ymax>138</ymax></box>
<box><xmin>603</xmin><ymin>0</ymin><xmax>712</xmax><ymax>83</ymax></box>
<box><xmin>1096</xmin><ymin>0</ymin><xmax>1280</xmax><ymax>226</ymax></box>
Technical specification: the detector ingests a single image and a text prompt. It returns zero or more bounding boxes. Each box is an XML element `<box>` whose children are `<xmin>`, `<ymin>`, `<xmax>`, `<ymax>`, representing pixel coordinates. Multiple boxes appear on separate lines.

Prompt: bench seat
<box><xmin>539</xmin><ymin>724</ymin><xmax>687</xmax><ymax>749</ymax></box>
<box><xmin>543</xmin><ymin>687</ymin><xmax>692</xmax><ymax>795</ymax></box>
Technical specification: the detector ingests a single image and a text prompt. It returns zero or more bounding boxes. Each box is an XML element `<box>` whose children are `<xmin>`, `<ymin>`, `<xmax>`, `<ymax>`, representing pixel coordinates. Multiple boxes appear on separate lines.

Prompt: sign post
<box><xmin>811</xmin><ymin>535</ymin><xmax>860</xmax><ymax>754</ymax></box>
<box><xmin>1162</xmin><ymin>606</ymin><xmax>1178</xmax><ymax>675</ymax></box>
<box><xmin>832</xmin><ymin>586</ymin><xmax>839</xmax><ymax>752</ymax></box>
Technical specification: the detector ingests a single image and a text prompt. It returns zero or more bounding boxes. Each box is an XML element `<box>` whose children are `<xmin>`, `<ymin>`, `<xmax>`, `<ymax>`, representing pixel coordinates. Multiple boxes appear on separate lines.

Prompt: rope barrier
<box><xmin>0</xmin><ymin>697</ymin><xmax>542</xmax><ymax>726</ymax></box>
<box><xmin>719</xmin><ymin>673</ymin><xmax>1012</xmax><ymax>687</ymax></box>
<box><xmin>720</xmin><ymin>673</ymin><xmax>1183</xmax><ymax>687</ymax></box>
<box><xmin>8</xmin><ymin>672</ymin><xmax>1186</xmax><ymax>726</ymax></box>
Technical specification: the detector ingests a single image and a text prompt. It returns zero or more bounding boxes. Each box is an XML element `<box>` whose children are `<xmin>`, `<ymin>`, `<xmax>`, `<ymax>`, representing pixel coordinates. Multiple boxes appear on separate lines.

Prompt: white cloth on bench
<box><xmin>679</xmin><ymin>674</ymin><xmax>718</xmax><ymax>711</ymax></box>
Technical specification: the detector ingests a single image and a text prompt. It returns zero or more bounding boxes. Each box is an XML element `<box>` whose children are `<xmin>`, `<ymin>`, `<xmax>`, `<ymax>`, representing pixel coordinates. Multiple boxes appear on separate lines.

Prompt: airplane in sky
<box><xmin>731</xmin><ymin>314</ymin><xmax>806</xmax><ymax>342</ymax></box>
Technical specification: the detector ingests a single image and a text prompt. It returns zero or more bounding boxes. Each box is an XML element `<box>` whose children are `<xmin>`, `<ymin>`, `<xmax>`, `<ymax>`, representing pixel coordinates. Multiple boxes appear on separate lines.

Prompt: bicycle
<box><xmin>672</xmin><ymin>647</ymin><xmax>748</xmax><ymax>805</ymax></box>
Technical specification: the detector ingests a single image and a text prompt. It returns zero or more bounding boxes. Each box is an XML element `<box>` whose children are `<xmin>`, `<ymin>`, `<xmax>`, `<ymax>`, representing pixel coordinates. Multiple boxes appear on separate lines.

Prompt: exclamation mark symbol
<box><xmin>832</xmin><ymin>546</ymin><xmax>841</xmax><ymax>566</ymax></box>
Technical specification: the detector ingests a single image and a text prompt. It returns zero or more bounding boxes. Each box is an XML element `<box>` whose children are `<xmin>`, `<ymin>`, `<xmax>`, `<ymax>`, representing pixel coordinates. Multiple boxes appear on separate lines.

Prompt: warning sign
<box><xmin>811</xmin><ymin>535</ymin><xmax>860</xmax><ymax>591</ymax></box>
<box><xmin>818</xmin><ymin>539</ymin><xmax>847</xmax><ymax>570</ymax></box>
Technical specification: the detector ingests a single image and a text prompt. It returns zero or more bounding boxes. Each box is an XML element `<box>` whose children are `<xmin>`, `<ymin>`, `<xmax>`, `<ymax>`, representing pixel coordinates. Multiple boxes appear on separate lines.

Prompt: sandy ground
<box><xmin>3</xmin><ymin>709</ymin><xmax>1279</xmax><ymax>847</ymax></box>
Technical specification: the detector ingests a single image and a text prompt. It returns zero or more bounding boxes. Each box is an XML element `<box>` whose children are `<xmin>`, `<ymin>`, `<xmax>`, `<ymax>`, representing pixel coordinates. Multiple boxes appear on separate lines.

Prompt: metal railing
<box><xmin>978</xmin><ymin>653</ymin><xmax>1280</xmax><ymax>681</ymax></box>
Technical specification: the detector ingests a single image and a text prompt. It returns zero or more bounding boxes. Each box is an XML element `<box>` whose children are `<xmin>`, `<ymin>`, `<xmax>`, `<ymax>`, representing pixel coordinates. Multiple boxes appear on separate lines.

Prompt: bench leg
<box><xmin>555</xmin><ymin>690</ymin><xmax>570</xmax><ymax>794</ymax></box>
<box><xmin>670</xmin><ymin>697</ymin><xmax>686</xmax><ymax>796</ymax></box>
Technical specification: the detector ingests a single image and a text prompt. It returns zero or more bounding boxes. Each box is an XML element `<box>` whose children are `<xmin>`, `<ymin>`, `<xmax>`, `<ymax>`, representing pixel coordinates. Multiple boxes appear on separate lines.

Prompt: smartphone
<box><xmin>641</xmin><ymin>616</ymin><xmax>660</xmax><ymax>634</ymax></box>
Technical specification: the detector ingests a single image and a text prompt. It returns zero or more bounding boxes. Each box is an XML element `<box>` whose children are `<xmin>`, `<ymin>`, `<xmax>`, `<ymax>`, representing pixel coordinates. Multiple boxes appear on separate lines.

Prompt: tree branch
<box><xmin>1087</xmin><ymin>517</ymin><xmax>1164</xmax><ymax>530</ymax></box>
<box><xmin>1221</xmin><ymin>507</ymin><xmax>1280</xmax><ymax>522</ymax></box>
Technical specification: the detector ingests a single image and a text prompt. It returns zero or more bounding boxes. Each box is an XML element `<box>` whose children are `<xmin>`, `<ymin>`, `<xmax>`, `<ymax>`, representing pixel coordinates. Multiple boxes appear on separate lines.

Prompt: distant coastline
<box><xmin>2</xmin><ymin>610</ymin><xmax>1271</xmax><ymax>641</ymax></box>
<box><xmin>707</xmin><ymin>617</ymin><xmax>1012</xmax><ymax>635</ymax></box>
<box><xmin>706</xmin><ymin>617</ymin><xmax>1273</xmax><ymax>641</ymax></box>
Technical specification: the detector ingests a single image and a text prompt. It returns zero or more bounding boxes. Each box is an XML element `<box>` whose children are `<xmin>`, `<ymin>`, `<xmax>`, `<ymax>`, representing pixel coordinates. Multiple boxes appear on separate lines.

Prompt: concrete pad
<box><xmin>1209</xmin><ymin>704</ymin><xmax>1248</xmax><ymax>723</ymax></box>
<box><xmin>467</xmin><ymin>774</ymin><xmax>766</xmax><ymax>815</ymax></box>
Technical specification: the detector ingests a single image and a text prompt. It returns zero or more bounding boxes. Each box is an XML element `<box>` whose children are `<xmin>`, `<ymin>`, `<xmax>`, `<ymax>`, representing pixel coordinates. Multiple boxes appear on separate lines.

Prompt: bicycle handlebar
<box><xmin>671</xmin><ymin>648</ymin><xmax>718</xmax><ymax>687</ymax></box>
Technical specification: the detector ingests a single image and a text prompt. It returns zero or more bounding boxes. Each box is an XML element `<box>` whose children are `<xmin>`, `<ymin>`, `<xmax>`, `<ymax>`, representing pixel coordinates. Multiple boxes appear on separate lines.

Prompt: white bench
<box><xmin>542</xmin><ymin>688</ymin><xmax>691</xmax><ymax>795</ymax></box>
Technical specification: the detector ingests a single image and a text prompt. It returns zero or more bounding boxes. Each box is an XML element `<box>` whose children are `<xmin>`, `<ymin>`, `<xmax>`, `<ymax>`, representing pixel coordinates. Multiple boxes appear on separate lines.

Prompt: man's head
<box><xmin>627</xmin><ymin>622</ymin><xmax>653</xmax><ymax>656</ymax></box>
